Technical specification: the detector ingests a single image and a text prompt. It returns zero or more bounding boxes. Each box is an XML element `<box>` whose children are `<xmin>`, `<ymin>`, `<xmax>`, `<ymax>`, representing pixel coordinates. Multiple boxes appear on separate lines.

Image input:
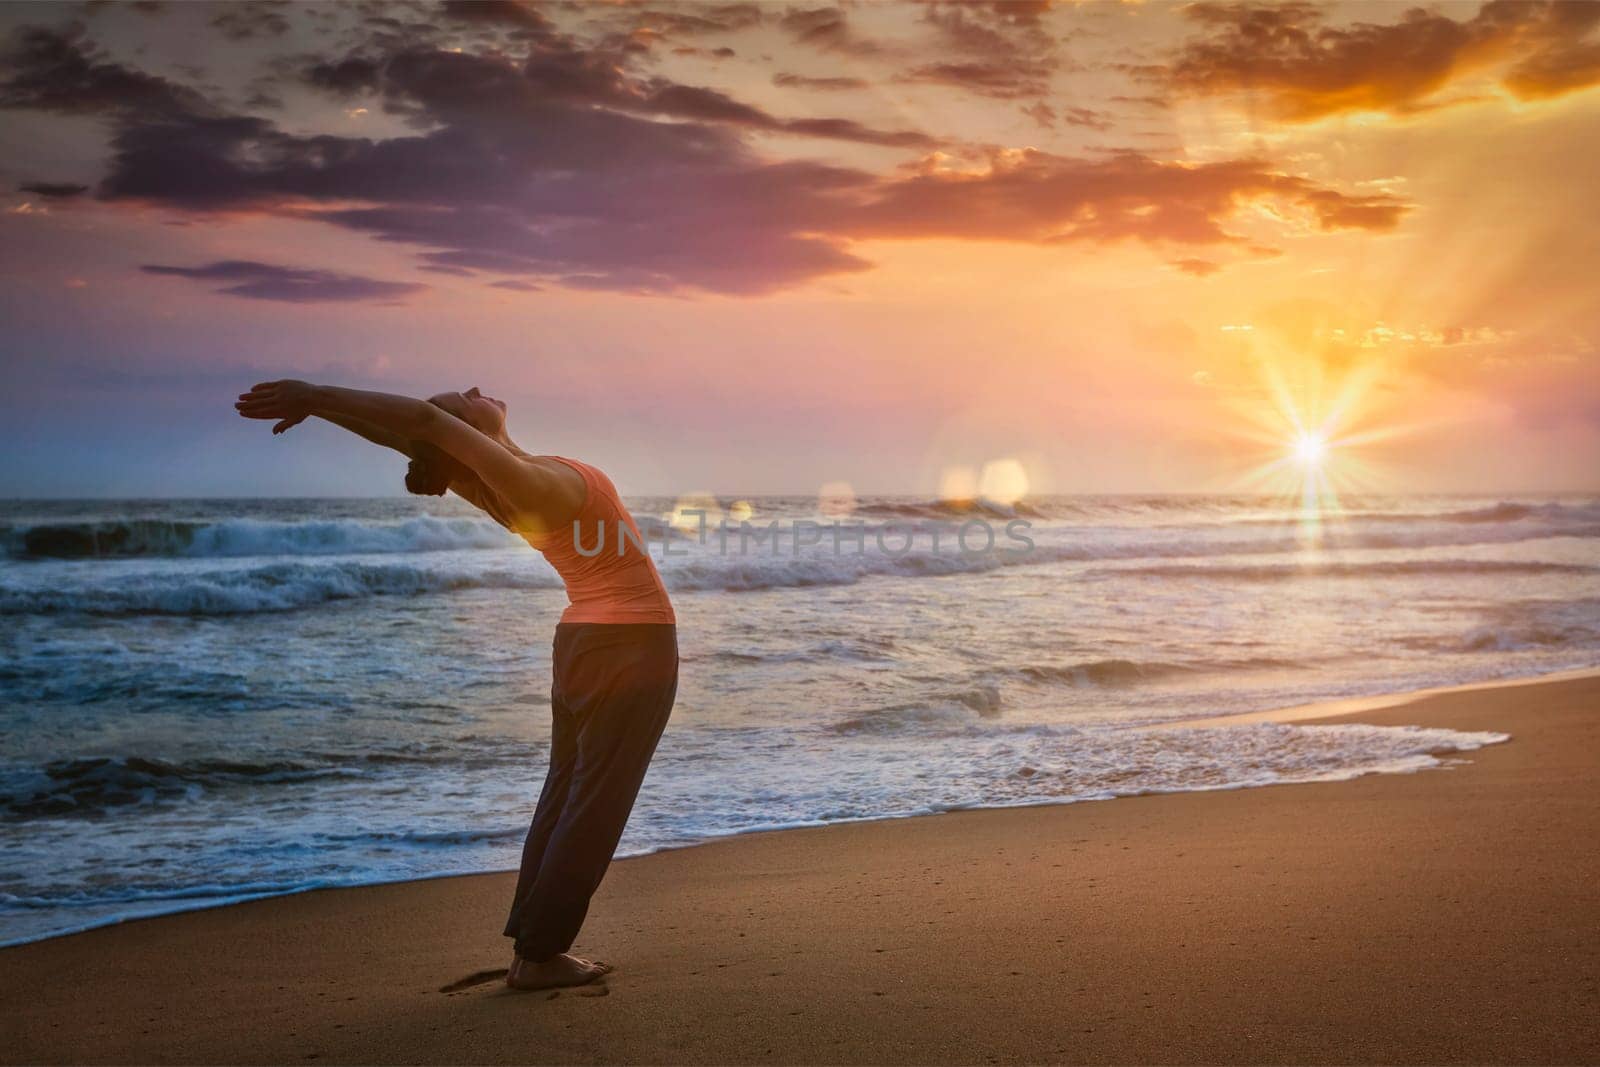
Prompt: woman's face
<box><xmin>430</xmin><ymin>386</ymin><xmax>507</xmax><ymax>435</ymax></box>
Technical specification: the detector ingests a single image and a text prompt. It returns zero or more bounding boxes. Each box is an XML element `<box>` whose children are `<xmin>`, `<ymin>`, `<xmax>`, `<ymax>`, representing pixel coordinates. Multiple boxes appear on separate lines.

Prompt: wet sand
<box><xmin>4</xmin><ymin>673</ymin><xmax>1597</xmax><ymax>1064</ymax></box>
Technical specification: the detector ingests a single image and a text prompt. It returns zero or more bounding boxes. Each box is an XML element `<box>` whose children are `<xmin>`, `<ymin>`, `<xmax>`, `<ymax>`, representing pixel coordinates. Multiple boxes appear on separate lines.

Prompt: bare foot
<box><xmin>505</xmin><ymin>953</ymin><xmax>613</xmax><ymax>991</ymax></box>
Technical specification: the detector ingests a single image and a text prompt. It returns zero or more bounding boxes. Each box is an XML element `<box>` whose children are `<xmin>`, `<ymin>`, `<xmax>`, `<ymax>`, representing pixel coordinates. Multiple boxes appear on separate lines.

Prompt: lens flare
<box><xmin>978</xmin><ymin>458</ymin><xmax>1029</xmax><ymax>506</ymax></box>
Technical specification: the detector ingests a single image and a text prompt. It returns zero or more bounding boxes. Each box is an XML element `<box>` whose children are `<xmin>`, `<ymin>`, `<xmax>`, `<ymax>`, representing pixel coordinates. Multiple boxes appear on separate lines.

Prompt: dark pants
<box><xmin>503</xmin><ymin>623</ymin><xmax>678</xmax><ymax>962</ymax></box>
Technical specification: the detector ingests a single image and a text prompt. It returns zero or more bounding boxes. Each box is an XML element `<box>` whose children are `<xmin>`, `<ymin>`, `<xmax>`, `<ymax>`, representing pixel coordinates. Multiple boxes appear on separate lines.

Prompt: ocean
<box><xmin>3</xmin><ymin>493</ymin><xmax>1597</xmax><ymax>946</ymax></box>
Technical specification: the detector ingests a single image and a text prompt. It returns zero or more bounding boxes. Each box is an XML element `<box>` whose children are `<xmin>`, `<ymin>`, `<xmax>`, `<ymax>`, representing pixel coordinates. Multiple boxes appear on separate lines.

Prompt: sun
<box><xmin>1292</xmin><ymin>432</ymin><xmax>1327</xmax><ymax>468</ymax></box>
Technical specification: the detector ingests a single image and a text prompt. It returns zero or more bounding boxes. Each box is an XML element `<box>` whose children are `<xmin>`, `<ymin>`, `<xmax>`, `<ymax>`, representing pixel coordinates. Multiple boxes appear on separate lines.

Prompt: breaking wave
<box><xmin>0</xmin><ymin>756</ymin><xmax>358</xmax><ymax>818</ymax></box>
<box><xmin>1013</xmin><ymin>656</ymin><xmax>1304</xmax><ymax>687</ymax></box>
<box><xmin>0</xmin><ymin>559</ymin><xmax>565</xmax><ymax>615</ymax></box>
<box><xmin>1</xmin><ymin>515</ymin><xmax>517</xmax><ymax>560</ymax></box>
<box><xmin>4</xmin><ymin>541</ymin><xmax>1594</xmax><ymax>615</ymax></box>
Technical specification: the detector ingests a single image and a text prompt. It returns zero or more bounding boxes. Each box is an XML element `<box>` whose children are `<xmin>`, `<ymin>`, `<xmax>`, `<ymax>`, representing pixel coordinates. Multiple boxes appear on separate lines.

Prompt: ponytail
<box><xmin>404</xmin><ymin>441</ymin><xmax>465</xmax><ymax>497</ymax></box>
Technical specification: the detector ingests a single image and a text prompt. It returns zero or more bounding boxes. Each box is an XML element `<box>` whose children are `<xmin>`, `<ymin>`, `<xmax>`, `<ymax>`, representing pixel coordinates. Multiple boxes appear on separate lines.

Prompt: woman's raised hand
<box><xmin>236</xmin><ymin>380</ymin><xmax>316</xmax><ymax>434</ymax></box>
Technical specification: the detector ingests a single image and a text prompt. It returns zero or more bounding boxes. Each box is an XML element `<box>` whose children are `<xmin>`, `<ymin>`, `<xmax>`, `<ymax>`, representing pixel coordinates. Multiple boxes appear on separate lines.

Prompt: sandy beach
<box><xmin>4</xmin><ymin>671</ymin><xmax>1597</xmax><ymax>1065</ymax></box>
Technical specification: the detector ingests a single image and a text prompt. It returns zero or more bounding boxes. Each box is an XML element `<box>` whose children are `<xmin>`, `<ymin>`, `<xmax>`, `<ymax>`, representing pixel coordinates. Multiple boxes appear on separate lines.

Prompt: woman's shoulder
<box><xmin>449</xmin><ymin>455</ymin><xmax>588</xmax><ymax>534</ymax></box>
<box><xmin>524</xmin><ymin>455</ymin><xmax>588</xmax><ymax>490</ymax></box>
<box><xmin>525</xmin><ymin>455</ymin><xmax>595</xmax><ymax>519</ymax></box>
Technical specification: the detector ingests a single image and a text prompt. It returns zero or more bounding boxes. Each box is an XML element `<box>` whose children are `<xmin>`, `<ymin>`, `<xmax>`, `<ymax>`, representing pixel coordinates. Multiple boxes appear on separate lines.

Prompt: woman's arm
<box><xmin>322</xmin><ymin>412</ymin><xmax>415</xmax><ymax>456</ymax></box>
<box><xmin>237</xmin><ymin>381</ymin><xmax>557</xmax><ymax>523</ymax></box>
<box><xmin>274</xmin><ymin>409</ymin><xmax>417</xmax><ymax>457</ymax></box>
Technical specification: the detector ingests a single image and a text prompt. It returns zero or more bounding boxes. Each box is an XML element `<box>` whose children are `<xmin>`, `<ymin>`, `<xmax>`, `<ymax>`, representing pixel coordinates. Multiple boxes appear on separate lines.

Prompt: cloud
<box><xmin>2</xmin><ymin>19</ymin><xmax>1408</xmax><ymax>297</ymax></box>
<box><xmin>621</xmin><ymin>5</ymin><xmax>765</xmax><ymax>39</ymax></box>
<box><xmin>210</xmin><ymin>2</ymin><xmax>292</xmax><ymax>42</ymax></box>
<box><xmin>1171</xmin><ymin>258</ymin><xmax>1221</xmax><ymax>277</ymax></box>
<box><xmin>1504</xmin><ymin>39</ymin><xmax>1600</xmax><ymax>101</ymax></box>
<box><xmin>18</xmin><ymin>181</ymin><xmax>89</xmax><ymax>198</ymax></box>
<box><xmin>898</xmin><ymin>59</ymin><xmax>1054</xmax><ymax>100</ymax></box>
<box><xmin>778</xmin><ymin>7</ymin><xmax>887</xmax><ymax>57</ymax></box>
<box><xmin>903</xmin><ymin>1</ymin><xmax>1064</xmax><ymax>100</ymax></box>
<box><xmin>300</xmin><ymin>27</ymin><xmax>935</xmax><ymax>149</ymax></box>
<box><xmin>773</xmin><ymin>72</ymin><xmax>869</xmax><ymax>91</ymax></box>
<box><xmin>0</xmin><ymin>22</ymin><xmax>209</xmax><ymax>118</ymax></box>
<box><xmin>1024</xmin><ymin>103</ymin><xmax>1113</xmax><ymax>134</ymax></box>
<box><xmin>140</xmin><ymin>261</ymin><xmax>426</xmax><ymax>303</ymax></box>
<box><xmin>437</xmin><ymin>1</ymin><xmax>553</xmax><ymax>33</ymax></box>
<box><xmin>1021</xmin><ymin>101</ymin><xmax>1054</xmax><ymax>127</ymax></box>
<box><xmin>850</xmin><ymin>149</ymin><xmax>1406</xmax><ymax>246</ymax></box>
<box><xmin>1156</xmin><ymin>1</ymin><xmax>1600</xmax><ymax>121</ymax></box>
<box><xmin>1296</xmin><ymin>188</ymin><xmax>1405</xmax><ymax>231</ymax></box>
<box><xmin>488</xmin><ymin>279</ymin><xmax>541</xmax><ymax>292</ymax></box>
<box><xmin>1061</xmin><ymin>106</ymin><xmax>1111</xmax><ymax>131</ymax></box>
<box><xmin>635</xmin><ymin>81</ymin><xmax>936</xmax><ymax>147</ymax></box>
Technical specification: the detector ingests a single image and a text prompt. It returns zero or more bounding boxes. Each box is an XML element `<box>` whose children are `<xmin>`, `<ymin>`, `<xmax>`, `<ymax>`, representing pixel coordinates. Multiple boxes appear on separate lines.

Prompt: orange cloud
<box><xmin>1172</xmin><ymin>258</ymin><xmax>1221</xmax><ymax>277</ymax></box>
<box><xmin>855</xmin><ymin>149</ymin><xmax>1406</xmax><ymax>249</ymax></box>
<box><xmin>1156</xmin><ymin>1</ymin><xmax>1600</xmax><ymax>121</ymax></box>
<box><xmin>1504</xmin><ymin>39</ymin><xmax>1600</xmax><ymax>100</ymax></box>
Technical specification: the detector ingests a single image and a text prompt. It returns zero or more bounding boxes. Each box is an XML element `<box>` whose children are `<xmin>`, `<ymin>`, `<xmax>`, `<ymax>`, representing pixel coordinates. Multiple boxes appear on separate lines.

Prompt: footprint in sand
<box><xmin>438</xmin><ymin>969</ymin><xmax>510</xmax><ymax>994</ymax></box>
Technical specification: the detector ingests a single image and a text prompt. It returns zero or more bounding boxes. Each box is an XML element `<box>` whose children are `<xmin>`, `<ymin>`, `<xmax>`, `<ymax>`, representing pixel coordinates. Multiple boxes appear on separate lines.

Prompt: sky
<box><xmin>1</xmin><ymin>0</ymin><xmax>1597</xmax><ymax>498</ymax></box>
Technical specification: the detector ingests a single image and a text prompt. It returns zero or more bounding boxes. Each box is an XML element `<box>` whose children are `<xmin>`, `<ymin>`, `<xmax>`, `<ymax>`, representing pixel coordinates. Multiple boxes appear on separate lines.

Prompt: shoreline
<box><xmin>5</xmin><ymin>670</ymin><xmax>1599</xmax><ymax>1063</ymax></box>
<box><xmin>1158</xmin><ymin>662</ymin><xmax>1600</xmax><ymax>729</ymax></box>
<box><xmin>2</xmin><ymin>666</ymin><xmax>1579</xmax><ymax>951</ymax></box>
<box><xmin>4</xmin><ymin>665</ymin><xmax>1589</xmax><ymax>952</ymax></box>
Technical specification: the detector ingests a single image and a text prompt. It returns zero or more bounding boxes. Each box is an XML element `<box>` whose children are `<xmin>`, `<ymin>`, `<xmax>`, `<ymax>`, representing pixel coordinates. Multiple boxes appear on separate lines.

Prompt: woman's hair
<box><xmin>404</xmin><ymin>440</ymin><xmax>468</xmax><ymax>497</ymax></box>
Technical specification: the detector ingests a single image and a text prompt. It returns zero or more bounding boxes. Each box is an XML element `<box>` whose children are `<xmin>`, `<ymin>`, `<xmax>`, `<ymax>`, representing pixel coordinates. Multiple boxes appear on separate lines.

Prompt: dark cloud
<box><xmin>83</xmin><ymin>0</ymin><xmax>167</xmax><ymax>14</ymax></box>
<box><xmin>898</xmin><ymin>59</ymin><xmax>1054</xmax><ymax>100</ymax></box>
<box><xmin>1019</xmin><ymin>104</ymin><xmax>1112</xmax><ymax>130</ymax></box>
<box><xmin>306</xmin><ymin>158</ymin><xmax>878</xmax><ymax>296</ymax></box>
<box><xmin>773</xmin><ymin>72</ymin><xmax>870</xmax><ymax>91</ymax></box>
<box><xmin>1</xmin><ymin>17</ymin><xmax>1410</xmax><ymax>297</ymax></box>
<box><xmin>210</xmin><ymin>2</ymin><xmax>292</xmax><ymax>42</ymax></box>
<box><xmin>305</xmin><ymin>54</ymin><xmax>383</xmax><ymax>95</ymax></box>
<box><xmin>630</xmin><ymin>80</ymin><xmax>935</xmax><ymax>146</ymax></box>
<box><xmin>0</xmin><ymin>23</ymin><xmax>209</xmax><ymax>118</ymax></box>
<box><xmin>488</xmin><ymin>279</ymin><xmax>541</xmax><ymax>292</ymax></box>
<box><xmin>140</xmin><ymin>261</ymin><xmax>427</xmax><ymax>304</ymax></box>
<box><xmin>775</xmin><ymin>116</ymin><xmax>931</xmax><ymax>148</ymax></box>
<box><xmin>905</xmin><ymin>1</ymin><xmax>1064</xmax><ymax>100</ymax></box>
<box><xmin>919</xmin><ymin>1</ymin><xmax>1055</xmax><ymax>59</ymax></box>
<box><xmin>624</xmin><ymin>5</ymin><xmax>765</xmax><ymax>38</ymax></box>
<box><xmin>1109</xmin><ymin>94</ymin><xmax>1170</xmax><ymax>110</ymax></box>
<box><xmin>437</xmin><ymin>1</ymin><xmax>554</xmax><ymax>33</ymax></box>
<box><xmin>19</xmin><ymin>181</ymin><xmax>90</xmax><ymax>198</ymax></box>
<box><xmin>300</xmin><ymin>26</ymin><xmax>934</xmax><ymax>148</ymax></box>
<box><xmin>778</xmin><ymin>8</ymin><xmax>887</xmax><ymax>57</ymax></box>
<box><xmin>1061</xmin><ymin>107</ymin><xmax>1111</xmax><ymax>131</ymax></box>
<box><xmin>1158</xmin><ymin>1</ymin><xmax>1600</xmax><ymax>121</ymax></box>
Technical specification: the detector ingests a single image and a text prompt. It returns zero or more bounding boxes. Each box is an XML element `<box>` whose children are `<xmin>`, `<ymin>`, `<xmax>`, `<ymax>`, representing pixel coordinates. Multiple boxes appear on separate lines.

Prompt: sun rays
<box><xmin>1209</xmin><ymin>308</ymin><xmax>1437</xmax><ymax>534</ymax></box>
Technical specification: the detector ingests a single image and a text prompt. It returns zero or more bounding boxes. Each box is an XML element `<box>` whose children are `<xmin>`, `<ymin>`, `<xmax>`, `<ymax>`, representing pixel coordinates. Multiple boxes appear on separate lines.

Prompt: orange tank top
<box><xmin>523</xmin><ymin>457</ymin><xmax>676</xmax><ymax>625</ymax></box>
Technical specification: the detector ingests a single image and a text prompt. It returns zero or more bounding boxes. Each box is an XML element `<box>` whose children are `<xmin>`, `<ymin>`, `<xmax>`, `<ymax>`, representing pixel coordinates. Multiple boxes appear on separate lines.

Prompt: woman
<box><xmin>235</xmin><ymin>380</ymin><xmax>677</xmax><ymax>992</ymax></box>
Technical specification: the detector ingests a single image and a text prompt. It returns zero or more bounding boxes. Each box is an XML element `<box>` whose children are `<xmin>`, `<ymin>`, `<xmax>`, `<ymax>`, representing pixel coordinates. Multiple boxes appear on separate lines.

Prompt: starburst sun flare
<box><xmin>1292</xmin><ymin>433</ymin><xmax>1329</xmax><ymax>469</ymax></box>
